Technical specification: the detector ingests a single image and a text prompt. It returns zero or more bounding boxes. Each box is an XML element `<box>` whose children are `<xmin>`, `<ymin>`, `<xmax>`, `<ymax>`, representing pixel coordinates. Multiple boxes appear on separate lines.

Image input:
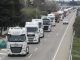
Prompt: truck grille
<box><xmin>10</xmin><ymin>47</ymin><xmax>22</xmax><ymax>53</ymax></box>
<box><xmin>28</xmin><ymin>38</ymin><xmax>34</xmax><ymax>42</ymax></box>
<box><xmin>44</xmin><ymin>26</ymin><xmax>48</xmax><ymax>30</ymax></box>
<box><xmin>27</xmin><ymin>34</ymin><xmax>35</xmax><ymax>37</ymax></box>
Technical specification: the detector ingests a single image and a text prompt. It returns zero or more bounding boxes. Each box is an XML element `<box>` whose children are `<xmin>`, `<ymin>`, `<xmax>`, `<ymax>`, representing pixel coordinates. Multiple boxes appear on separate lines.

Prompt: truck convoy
<box><xmin>32</xmin><ymin>19</ymin><xmax>44</xmax><ymax>38</ymax></box>
<box><xmin>41</xmin><ymin>16</ymin><xmax>51</xmax><ymax>32</ymax></box>
<box><xmin>47</xmin><ymin>13</ymin><xmax>56</xmax><ymax>26</ymax></box>
<box><xmin>25</xmin><ymin>22</ymin><xmax>40</xmax><ymax>44</ymax></box>
<box><xmin>6</xmin><ymin>7</ymin><xmax>73</xmax><ymax>57</ymax></box>
<box><xmin>7</xmin><ymin>27</ymin><xmax>29</xmax><ymax>56</ymax></box>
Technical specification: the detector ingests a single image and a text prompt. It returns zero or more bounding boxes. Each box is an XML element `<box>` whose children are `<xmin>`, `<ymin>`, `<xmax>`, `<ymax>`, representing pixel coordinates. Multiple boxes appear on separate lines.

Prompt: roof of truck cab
<box><xmin>41</xmin><ymin>16</ymin><xmax>48</xmax><ymax>19</ymax></box>
<box><xmin>8</xmin><ymin>27</ymin><xmax>26</xmax><ymax>35</ymax></box>
<box><xmin>57</xmin><ymin>11</ymin><xmax>64</xmax><ymax>14</ymax></box>
<box><xmin>41</xmin><ymin>16</ymin><xmax>50</xmax><ymax>20</ymax></box>
<box><xmin>32</xmin><ymin>19</ymin><xmax>43</xmax><ymax>23</ymax></box>
<box><xmin>25</xmin><ymin>22</ymin><xmax>38</xmax><ymax>27</ymax></box>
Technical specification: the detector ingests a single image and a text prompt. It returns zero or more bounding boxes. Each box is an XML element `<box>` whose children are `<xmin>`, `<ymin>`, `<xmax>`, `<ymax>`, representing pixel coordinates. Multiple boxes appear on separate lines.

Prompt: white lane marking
<box><xmin>34</xmin><ymin>48</ymin><xmax>38</xmax><ymax>52</ymax></box>
<box><xmin>28</xmin><ymin>54</ymin><xmax>32</xmax><ymax>58</ymax></box>
<box><xmin>52</xmin><ymin>12</ymin><xmax>76</xmax><ymax>60</ymax></box>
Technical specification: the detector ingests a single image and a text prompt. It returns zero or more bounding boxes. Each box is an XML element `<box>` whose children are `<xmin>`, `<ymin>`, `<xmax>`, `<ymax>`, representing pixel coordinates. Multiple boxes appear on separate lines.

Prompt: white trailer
<box><xmin>7</xmin><ymin>27</ymin><xmax>29</xmax><ymax>56</ymax></box>
<box><xmin>47</xmin><ymin>13</ymin><xmax>56</xmax><ymax>26</ymax></box>
<box><xmin>25</xmin><ymin>22</ymin><xmax>40</xmax><ymax>44</ymax></box>
<box><xmin>32</xmin><ymin>19</ymin><xmax>44</xmax><ymax>38</ymax></box>
<box><xmin>41</xmin><ymin>16</ymin><xmax>51</xmax><ymax>32</ymax></box>
<box><xmin>57</xmin><ymin>10</ymin><xmax>64</xmax><ymax>21</ymax></box>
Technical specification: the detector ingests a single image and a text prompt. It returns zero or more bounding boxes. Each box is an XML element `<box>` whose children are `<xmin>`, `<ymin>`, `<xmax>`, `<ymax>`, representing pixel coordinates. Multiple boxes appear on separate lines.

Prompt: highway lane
<box><xmin>0</xmin><ymin>10</ymin><xmax>76</xmax><ymax>60</ymax></box>
<box><xmin>52</xmin><ymin>10</ymin><xmax>77</xmax><ymax>60</ymax></box>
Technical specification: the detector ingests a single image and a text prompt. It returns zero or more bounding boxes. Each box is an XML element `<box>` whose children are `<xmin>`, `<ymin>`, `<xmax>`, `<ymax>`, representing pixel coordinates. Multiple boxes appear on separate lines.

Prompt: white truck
<box><xmin>7</xmin><ymin>27</ymin><xmax>29</xmax><ymax>56</ymax></box>
<box><xmin>41</xmin><ymin>16</ymin><xmax>51</xmax><ymax>32</ymax></box>
<box><xmin>32</xmin><ymin>19</ymin><xmax>44</xmax><ymax>38</ymax></box>
<box><xmin>25</xmin><ymin>22</ymin><xmax>40</xmax><ymax>44</ymax></box>
<box><xmin>47</xmin><ymin>13</ymin><xmax>56</xmax><ymax>26</ymax></box>
<box><xmin>63</xmin><ymin>18</ymin><xmax>69</xmax><ymax>24</ymax></box>
<box><xmin>57</xmin><ymin>11</ymin><xmax>64</xmax><ymax>21</ymax></box>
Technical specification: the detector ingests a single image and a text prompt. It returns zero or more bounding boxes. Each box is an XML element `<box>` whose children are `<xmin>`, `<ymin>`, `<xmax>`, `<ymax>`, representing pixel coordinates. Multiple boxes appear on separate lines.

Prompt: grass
<box><xmin>72</xmin><ymin>37</ymin><xmax>80</xmax><ymax>60</ymax></box>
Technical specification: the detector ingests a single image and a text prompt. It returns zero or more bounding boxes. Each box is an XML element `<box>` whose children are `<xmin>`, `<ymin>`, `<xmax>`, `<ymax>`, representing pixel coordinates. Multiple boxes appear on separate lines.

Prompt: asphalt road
<box><xmin>0</xmin><ymin>10</ymin><xmax>76</xmax><ymax>60</ymax></box>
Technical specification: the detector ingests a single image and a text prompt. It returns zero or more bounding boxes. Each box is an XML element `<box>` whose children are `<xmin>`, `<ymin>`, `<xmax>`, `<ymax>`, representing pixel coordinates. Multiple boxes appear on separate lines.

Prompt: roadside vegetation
<box><xmin>0</xmin><ymin>0</ymin><xmax>59</xmax><ymax>35</ymax></box>
<box><xmin>72</xmin><ymin>16</ymin><xmax>80</xmax><ymax>60</ymax></box>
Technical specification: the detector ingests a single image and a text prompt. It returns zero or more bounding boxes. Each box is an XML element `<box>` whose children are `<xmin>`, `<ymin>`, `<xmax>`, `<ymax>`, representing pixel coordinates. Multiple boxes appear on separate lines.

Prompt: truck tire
<box><xmin>57</xmin><ymin>21</ymin><xmax>59</xmax><ymax>23</ymax></box>
<box><xmin>8</xmin><ymin>54</ymin><xmax>11</xmax><ymax>57</ymax></box>
<box><xmin>8</xmin><ymin>54</ymin><xmax>13</xmax><ymax>57</ymax></box>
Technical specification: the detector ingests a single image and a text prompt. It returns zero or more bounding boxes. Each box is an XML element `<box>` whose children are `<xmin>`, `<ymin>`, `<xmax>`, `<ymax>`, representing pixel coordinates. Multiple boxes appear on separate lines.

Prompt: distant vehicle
<box><xmin>7</xmin><ymin>27</ymin><xmax>29</xmax><ymax>56</ymax></box>
<box><xmin>53</xmin><ymin>12</ymin><xmax>61</xmax><ymax>23</ymax></box>
<box><xmin>32</xmin><ymin>19</ymin><xmax>44</xmax><ymax>38</ymax></box>
<box><xmin>47</xmin><ymin>13</ymin><xmax>56</xmax><ymax>26</ymax></box>
<box><xmin>63</xmin><ymin>9</ymin><xmax>69</xmax><ymax>17</ymax></box>
<box><xmin>63</xmin><ymin>19</ymin><xmax>69</xmax><ymax>24</ymax></box>
<box><xmin>25</xmin><ymin>22</ymin><xmax>40</xmax><ymax>44</ymax></box>
<box><xmin>41</xmin><ymin>16</ymin><xmax>51</xmax><ymax>32</ymax></box>
<box><xmin>57</xmin><ymin>11</ymin><xmax>64</xmax><ymax>21</ymax></box>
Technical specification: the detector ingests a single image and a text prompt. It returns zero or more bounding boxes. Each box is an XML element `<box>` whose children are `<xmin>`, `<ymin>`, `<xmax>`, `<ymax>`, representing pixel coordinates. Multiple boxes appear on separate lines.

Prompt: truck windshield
<box><xmin>49</xmin><ymin>17</ymin><xmax>54</xmax><ymax>22</ymax></box>
<box><xmin>8</xmin><ymin>34</ymin><xmax>26</xmax><ymax>42</ymax></box>
<box><xmin>43</xmin><ymin>19</ymin><xmax>50</xmax><ymax>25</ymax></box>
<box><xmin>27</xmin><ymin>27</ymin><xmax>37</xmax><ymax>32</ymax></box>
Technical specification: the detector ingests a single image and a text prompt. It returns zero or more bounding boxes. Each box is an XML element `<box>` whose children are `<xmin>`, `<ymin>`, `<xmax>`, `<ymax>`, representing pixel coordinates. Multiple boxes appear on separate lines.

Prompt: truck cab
<box><xmin>32</xmin><ymin>19</ymin><xmax>44</xmax><ymax>38</ymax></box>
<box><xmin>63</xmin><ymin>9</ymin><xmax>68</xmax><ymax>17</ymax></box>
<box><xmin>7</xmin><ymin>27</ymin><xmax>29</xmax><ymax>56</ymax></box>
<box><xmin>54</xmin><ymin>12</ymin><xmax>60</xmax><ymax>23</ymax></box>
<box><xmin>57</xmin><ymin>11</ymin><xmax>64</xmax><ymax>21</ymax></box>
<box><xmin>25</xmin><ymin>22</ymin><xmax>40</xmax><ymax>44</ymax></box>
<box><xmin>41</xmin><ymin>16</ymin><xmax>51</xmax><ymax>32</ymax></box>
<box><xmin>47</xmin><ymin>14</ymin><xmax>56</xmax><ymax>26</ymax></box>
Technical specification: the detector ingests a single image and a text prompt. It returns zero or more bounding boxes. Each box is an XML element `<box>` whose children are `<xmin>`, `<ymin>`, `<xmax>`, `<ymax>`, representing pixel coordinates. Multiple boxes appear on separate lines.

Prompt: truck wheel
<box><xmin>8</xmin><ymin>54</ymin><xmax>12</xmax><ymax>57</ymax></box>
<box><xmin>54</xmin><ymin>24</ymin><xmax>56</xmax><ymax>26</ymax></box>
<box><xmin>58</xmin><ymin>21</ymin><xmax>59</xmax><ymax>23</ymax></box>
<box><xmin>8</xmin><ymin>54</ymin><xmax>11</xmax><ymax>57</ymax></box>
